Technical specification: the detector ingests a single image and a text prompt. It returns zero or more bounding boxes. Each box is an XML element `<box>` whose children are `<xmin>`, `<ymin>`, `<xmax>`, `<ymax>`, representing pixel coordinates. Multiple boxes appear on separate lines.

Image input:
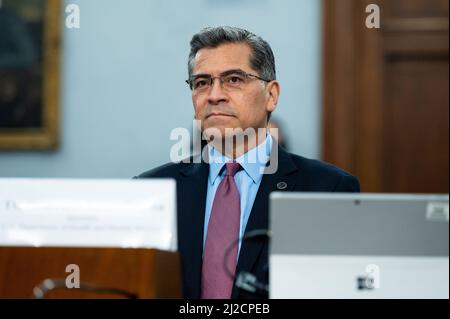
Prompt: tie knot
<box><xmin>225</xmin><ymin>162</ymin><xmax>241</xmax><ymax>177</ymax></box>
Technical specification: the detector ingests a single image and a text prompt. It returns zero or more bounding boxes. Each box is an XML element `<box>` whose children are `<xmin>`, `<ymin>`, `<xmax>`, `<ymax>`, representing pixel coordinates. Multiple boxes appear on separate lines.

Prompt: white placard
<box><xmin>0</xmin><ymin>178</ymin><xmax>177</xmax><ymax>251</ymax></box>
<box><xmin>270</xmin><ymin>255</ymin><xmax>449</xmax><ymax>299</ymax></box>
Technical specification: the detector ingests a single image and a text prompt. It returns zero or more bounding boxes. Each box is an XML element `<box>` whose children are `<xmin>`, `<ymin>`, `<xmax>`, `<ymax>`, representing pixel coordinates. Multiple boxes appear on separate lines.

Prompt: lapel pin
<box><xmin>276</xmin><ymin>182</ymin><xmax>287</xmax><ymax>190</ymax></box>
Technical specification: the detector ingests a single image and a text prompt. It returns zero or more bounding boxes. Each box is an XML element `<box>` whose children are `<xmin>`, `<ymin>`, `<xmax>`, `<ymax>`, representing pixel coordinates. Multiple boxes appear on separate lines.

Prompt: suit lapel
<box><xmin>178</xmin><ymin>160</ymin><xmax>209</xmax><ymax>298</ymax></box>
<box><xmin>232</xmin><ymin>145</ymin><xmax>298</xmax><ymax>298</ymax></box>
<box><xmin>178</xmin><ymin>145</ymin><xmax>299</xmax><ymax>298</ymax></box>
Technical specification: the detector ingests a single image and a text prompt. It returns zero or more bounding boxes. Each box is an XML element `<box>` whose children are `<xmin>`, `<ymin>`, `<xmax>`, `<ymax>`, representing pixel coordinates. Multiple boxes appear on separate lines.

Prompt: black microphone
<box><xmin>223</xmin><ymin>229</ymin><xmax>272</xmax><ymax>295</ymax></box>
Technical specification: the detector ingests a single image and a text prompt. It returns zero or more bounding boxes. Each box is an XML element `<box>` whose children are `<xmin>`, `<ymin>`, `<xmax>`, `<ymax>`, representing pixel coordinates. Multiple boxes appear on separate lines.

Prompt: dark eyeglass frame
<box><xmin>185</xmin><ymin>69</ymin><xmax>271</xmax><ymax>91</ymax></box>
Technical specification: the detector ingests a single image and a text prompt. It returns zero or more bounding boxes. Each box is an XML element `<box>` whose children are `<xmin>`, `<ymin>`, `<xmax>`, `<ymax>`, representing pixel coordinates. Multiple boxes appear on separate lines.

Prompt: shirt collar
<box><xmin>208</xmin><ymin>134</ymin><xmax>273</xmax><ymax>185</ymax></box>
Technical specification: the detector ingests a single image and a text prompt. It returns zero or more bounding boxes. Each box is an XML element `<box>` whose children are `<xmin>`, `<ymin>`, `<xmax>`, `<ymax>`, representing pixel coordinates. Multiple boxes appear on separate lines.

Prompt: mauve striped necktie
<box><xmin>201</xmin><ymin>162</ymin><xmax>241</xmax><ymax>299</ymax></box>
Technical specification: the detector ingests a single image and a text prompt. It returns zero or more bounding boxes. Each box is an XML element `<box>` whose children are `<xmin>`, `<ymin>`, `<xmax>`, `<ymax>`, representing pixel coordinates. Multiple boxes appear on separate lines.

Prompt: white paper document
<box><xmin>0</xmin><ymin>178</ymin><xmax>177</xmax><ymax>251</ymax></box>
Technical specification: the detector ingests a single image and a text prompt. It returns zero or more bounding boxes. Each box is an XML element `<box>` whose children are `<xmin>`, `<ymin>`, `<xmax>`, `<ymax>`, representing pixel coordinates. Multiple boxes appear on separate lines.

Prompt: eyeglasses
<box><xmin>186</xmin><ymin>69</ymin><xmax>271</xmax><ymax>93</ymax></box>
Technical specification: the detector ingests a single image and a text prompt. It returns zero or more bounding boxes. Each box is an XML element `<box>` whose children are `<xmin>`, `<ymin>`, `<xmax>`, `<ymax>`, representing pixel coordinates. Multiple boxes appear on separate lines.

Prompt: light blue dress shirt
<box><xmin>203</xmin><ymin>134</ymin><xmax>273</xmax><ymax>255</ymax></box>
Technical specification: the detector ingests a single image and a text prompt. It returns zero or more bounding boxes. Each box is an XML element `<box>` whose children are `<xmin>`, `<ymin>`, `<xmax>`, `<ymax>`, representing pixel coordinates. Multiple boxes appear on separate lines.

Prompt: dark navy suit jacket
<box><xmin>136</xmin><ymin>145</ymin><xmax>360</xmax><ymax>299</ymax></box>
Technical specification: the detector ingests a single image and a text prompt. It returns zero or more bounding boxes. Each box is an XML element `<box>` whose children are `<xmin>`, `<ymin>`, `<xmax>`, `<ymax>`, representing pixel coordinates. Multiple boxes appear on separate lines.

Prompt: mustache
<box><xmin>203</xmin><ymin>105</ymin><xmax>237</xmax><ymax>118</ymax></box>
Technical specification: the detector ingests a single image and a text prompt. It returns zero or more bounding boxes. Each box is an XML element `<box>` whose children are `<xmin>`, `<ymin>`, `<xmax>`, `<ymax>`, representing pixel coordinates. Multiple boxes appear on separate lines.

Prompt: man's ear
<box><xmin>266</xmin><ymin>80</ymin><xmax>280</xmax><ymax>113</ymax></box>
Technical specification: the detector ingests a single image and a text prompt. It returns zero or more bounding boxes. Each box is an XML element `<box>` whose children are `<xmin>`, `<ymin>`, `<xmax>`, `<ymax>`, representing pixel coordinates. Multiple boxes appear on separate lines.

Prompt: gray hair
<box><xmin>188</xmin><ymin>26</ymin><xmax>276</xmax><ymax>81</ymax></box>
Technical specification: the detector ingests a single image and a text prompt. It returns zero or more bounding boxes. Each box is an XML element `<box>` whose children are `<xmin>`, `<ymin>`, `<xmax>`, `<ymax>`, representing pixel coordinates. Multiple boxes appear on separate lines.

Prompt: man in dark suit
<box><xmin>137</xmin><ymin>26</ymin><xmax>359</xmax><ymax>299</ymax></box>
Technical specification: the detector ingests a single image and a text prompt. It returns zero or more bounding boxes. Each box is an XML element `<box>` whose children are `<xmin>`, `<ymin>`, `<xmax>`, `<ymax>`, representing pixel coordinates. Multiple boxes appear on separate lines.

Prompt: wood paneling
<box><xmin>323</xmin><ymin>0</ymin><xmax>449</xmax><ymax>193</ymax></box>
<box><xmin>0</xmin><ymin>247</ymin><xmax>182</xmax><ymax>299</ymax></box>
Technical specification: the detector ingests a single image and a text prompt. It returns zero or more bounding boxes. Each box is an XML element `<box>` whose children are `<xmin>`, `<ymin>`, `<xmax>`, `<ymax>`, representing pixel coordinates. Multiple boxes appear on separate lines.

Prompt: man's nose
<box><xmin>207</xmin><ymin>78</ymin><xmax>228</xmax><ymax>105</ymax></box>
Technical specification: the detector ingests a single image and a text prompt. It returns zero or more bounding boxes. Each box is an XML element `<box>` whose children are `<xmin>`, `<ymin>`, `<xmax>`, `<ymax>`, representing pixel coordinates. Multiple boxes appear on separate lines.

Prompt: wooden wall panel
<box><xmin>322</xmin><ymin>0</ymin><xmax>449</xmax><ymax>193</ymax></box>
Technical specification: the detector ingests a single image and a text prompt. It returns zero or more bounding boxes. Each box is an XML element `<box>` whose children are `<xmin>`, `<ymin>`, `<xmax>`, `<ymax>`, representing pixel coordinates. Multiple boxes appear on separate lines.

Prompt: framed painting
<box><xmin>0</xmin><ymin>0</ymin><xmax>60</xmax><ymax>150</ymax></box>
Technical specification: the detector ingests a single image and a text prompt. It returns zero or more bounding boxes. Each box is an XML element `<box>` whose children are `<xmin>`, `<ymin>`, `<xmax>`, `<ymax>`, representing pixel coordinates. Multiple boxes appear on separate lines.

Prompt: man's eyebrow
<box><xmin>191</xmin><ymin>73</ymin><xmax>211</xmax><ymax>79</ymax></box>
<box><xmin>191</xmin><ymin>69</ymin><xmax>246</xmax><ymax>79</ymax></box>
<box><xmin>220</xmin><ymin>69</ymin><xmax>246</xmax><ymax>76</ymax></box>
